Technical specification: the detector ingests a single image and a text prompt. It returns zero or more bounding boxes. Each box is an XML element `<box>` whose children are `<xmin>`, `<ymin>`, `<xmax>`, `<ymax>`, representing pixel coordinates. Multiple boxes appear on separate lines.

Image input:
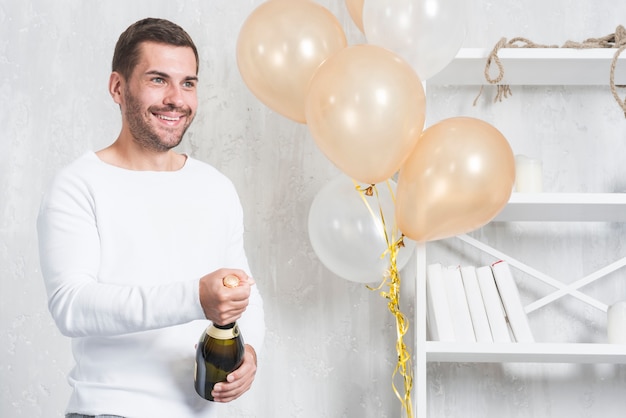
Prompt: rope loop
<box><xmin>474</xmin><ymin>25</ymin><xmax>626</xmax><ymax>116</ymax></box>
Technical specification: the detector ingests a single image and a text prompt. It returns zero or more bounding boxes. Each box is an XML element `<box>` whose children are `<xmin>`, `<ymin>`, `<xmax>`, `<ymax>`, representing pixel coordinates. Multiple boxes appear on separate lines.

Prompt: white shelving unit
<box><xmin>415</xmin><ymin>47</ymin><xmax>626</xmax><ymax>417</ymax></box>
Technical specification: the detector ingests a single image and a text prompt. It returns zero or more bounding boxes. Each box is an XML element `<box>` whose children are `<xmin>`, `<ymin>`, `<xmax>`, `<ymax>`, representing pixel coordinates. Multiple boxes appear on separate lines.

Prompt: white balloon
<box><xmin>308</xmin><ymin>174</ymin><xmax>415</xmax><ymax>283</ymax></box>
<box><xmin>363</xmin><ymin>0</ymin><xmax>467</xmax><ymax>81</ymax></box>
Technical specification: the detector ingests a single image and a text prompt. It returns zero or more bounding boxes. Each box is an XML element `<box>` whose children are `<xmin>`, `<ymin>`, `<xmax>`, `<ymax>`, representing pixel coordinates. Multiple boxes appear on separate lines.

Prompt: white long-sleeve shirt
<box><xmin>37</xmin><ymin>152</ymin><xmax>264</xmax><ymax>417</ymax></box>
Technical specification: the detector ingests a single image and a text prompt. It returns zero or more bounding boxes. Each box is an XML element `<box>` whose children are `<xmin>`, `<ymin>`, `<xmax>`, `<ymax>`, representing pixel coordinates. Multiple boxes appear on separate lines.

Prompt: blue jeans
<box><xmin>66</xmin><ymin>415</ymin><xmax>125</xmax><ymax>418</ymax></box>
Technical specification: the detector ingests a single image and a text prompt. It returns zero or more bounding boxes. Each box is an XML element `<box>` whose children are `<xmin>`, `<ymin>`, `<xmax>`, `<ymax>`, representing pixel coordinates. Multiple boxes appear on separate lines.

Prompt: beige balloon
<box><xmin>236</xmin><ymin>0</ymin><xmax>347</xmax><ymax>123</ymax></box>
<box><xmin>396</xmin><ymin>117</ymin><xmax>515</xmax><ymax>242</ymax></box>
<box><xmin>305</xmin><ymin>44</ymin><xmax>426</xmax><ymax>184</ymax></box>
<box><xmin>345</xmin><ymin>0</ymin><xmax>365</xmax><ymax>32</ymax></box>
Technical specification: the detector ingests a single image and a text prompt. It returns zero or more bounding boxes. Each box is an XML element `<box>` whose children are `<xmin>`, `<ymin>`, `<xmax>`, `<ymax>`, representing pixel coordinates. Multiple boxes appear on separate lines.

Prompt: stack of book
<box><xmin>426</xmin><ymin>261</ymin><xmax>534</xmax><ymax>343</ymax></box>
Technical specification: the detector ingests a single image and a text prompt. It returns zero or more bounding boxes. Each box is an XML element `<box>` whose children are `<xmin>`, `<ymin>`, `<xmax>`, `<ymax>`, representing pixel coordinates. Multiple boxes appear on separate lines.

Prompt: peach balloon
<box><xmin>236</xmin><ymin>0</ymin><xmax>347</xmax><ymax>123</ymax></box>
<box><xmin>396</xmin><ymin>117</ymin><xmax>515</xmax><ymax>242</ymax></box>
<box><xmin>345</xmin><ymin>0</ymin><xmax>364</xmax><ymax>32</ymax></box>
<box><xmin>305</xmin><ymin>45</ymin><xmax>426</xmax><ymax>185</ymax></box>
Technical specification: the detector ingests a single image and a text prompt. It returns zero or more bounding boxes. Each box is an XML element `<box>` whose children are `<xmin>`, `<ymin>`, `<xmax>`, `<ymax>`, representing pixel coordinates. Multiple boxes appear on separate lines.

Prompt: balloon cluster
<box><xmin>236</xmin><ymin>0</ymin><xmax>515</xmax><ymax>267</ymax></box>
<box><xmin>236</xmin><ymin>1</ymin><xmax>515</xmax><ymax>416</ymax></box>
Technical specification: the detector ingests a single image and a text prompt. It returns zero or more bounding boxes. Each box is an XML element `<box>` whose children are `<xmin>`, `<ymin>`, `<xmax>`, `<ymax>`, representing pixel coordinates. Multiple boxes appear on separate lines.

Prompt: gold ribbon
<box><xmin>353</xmin><ymin>180</ymin><xmax>414</xmax><ymax>418</ymax></box>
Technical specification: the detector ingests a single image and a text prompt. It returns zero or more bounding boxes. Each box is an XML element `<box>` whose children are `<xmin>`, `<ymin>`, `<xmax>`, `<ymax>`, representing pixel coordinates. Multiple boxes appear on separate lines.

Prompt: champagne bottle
<box><xmin>194</xmin><ymin>321</ymin><xmax>245</xmax><ymax>401</ymax></box>
<box><xmin>195</xmin><ymin>274</ymin><xmax>246</xmax><ymax>400</ymax></box>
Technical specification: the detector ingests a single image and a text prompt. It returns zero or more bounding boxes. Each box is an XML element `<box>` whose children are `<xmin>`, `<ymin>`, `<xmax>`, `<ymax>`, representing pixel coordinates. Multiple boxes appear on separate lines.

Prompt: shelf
<box><xmin>425</xmin><ymin>341</ymin><xmax>626</xmax><ymax>364</ymax></box>
<box><xmin>493</xmin><ymin>193</ymin><xmax>626</xmax><ymax>222</ymax></box>
<box><xmin>428</xmin><ymin>48</ymin><xmax>626</xmax><ymax>86</ymax></box>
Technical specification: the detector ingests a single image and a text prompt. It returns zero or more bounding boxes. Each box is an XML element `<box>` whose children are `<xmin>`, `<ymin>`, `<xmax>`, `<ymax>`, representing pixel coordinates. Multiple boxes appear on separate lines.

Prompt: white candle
<box><xmin>607</xmin><ymin>301</ymin><xmax>626</xmax><ymax>344</ymax></box>
<box><xmin>515</xmin><ymin>155</ymin><xmax>543</xmax><ymax>193</ymax></box>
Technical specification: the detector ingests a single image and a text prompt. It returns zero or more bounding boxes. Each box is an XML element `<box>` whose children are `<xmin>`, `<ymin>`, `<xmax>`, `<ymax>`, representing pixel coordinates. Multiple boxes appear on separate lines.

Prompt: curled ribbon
<box><xmin>353</xmin><ymin>180</ymin><xmax>414</xmax><ymax>418</ymax></box>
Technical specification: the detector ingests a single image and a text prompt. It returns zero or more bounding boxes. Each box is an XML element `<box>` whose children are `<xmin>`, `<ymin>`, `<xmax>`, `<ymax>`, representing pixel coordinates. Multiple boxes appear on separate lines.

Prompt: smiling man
<box><xmin>37</xmin><ymin>18</ymin><xmax>265</xmax><ymax>418</ymax></box>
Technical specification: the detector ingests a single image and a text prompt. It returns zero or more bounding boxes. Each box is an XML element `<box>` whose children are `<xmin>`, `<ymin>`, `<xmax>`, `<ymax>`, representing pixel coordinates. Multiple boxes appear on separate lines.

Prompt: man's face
<box><xmin>120</xmin><ymin>42</ymin><xmax>198</xmax><ymax>152</ymax></box>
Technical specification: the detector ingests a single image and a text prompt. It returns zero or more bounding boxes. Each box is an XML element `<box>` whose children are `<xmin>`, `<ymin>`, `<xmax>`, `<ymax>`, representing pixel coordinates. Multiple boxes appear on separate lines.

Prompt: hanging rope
<box><xmin>473</xmin><ymin>25</ymin><xmax>626</xmax><ymax>117</ymax></box>
<box><xmin>609</xmin><ymin>27</ymin><xmax>626</xmax><ymax>117</ymax></box>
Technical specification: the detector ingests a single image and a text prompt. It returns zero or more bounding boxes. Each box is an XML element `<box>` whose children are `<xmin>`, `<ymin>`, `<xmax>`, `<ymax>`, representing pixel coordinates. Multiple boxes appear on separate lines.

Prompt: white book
<box><xmin>476</xmin><ymin>265</ymin><xmax>512</xmax><ymax>343</ymax></box>
<box><xmin>460</xmin><ymin>266</ymin><xmax>494</xmax><ymax>343</ymax></box>
<box><xmin>426</xmin><ymin>263</ymin><xmax>455</xmax><ymax>342</ymax></box>
<box><xmin>443</xmin><ymin>266</ymin><xmax>476</xmax><ymax>342</ymax></box>
<box><xmin>491</xmin><ymin>261</ymin><xmax>535</xmax><ymax>343</ymax></box>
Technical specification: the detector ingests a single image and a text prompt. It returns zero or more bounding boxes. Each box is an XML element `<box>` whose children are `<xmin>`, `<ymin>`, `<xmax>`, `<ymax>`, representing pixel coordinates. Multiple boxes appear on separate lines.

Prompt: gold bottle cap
<box><xmin>222</xmin><ymin>274</ymin><xmax>240</xmax><ymax>288</ymax></box>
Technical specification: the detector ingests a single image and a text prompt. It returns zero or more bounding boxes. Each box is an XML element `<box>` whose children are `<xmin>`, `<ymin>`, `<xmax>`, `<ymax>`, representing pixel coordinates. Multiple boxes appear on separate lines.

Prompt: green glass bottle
<box><xmin>194</xmin><ymin>322</ymin><xmax>245</xmax><ymax>401</ymax></box>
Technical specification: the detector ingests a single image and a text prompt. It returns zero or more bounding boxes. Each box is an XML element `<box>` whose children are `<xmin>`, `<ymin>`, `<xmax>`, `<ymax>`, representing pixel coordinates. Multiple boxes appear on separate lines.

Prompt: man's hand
<box><xmin>198</xmin><ymin>269</ymin><xmax>254</xmax><ymax>325</ymax></box>
<box><xmin>211</xmin><ymin>344</ymin><xmax>258</xmax><ymax>402</ymax></box>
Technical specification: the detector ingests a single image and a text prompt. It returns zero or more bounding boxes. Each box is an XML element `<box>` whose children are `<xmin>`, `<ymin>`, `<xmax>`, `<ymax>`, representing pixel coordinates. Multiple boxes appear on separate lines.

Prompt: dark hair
<box><xmin>112</xmin><ymin>17</ymin><xmax>199</xmax><ymax>80</ymax></box>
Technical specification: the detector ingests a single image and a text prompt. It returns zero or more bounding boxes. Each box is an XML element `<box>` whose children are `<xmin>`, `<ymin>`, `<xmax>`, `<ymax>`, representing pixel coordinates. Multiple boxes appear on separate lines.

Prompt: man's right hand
<box><xmin>198</xmin><ymin>269</ymin><xmax>253</xmax><ymax>325</ymax></box>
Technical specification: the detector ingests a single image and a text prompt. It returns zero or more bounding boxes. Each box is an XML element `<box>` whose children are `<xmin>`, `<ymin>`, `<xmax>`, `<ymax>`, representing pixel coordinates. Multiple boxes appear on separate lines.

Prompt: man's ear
<box><xmin>109</xmin><ymin>72</ymin><xmax>124</xmax><ymax>105</ymax></box>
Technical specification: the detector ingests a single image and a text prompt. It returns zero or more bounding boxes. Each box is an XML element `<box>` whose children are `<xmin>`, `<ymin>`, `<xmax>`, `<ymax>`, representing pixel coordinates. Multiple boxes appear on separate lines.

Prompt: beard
<box><xmin>123</xmin><ymin>89</ymin><xmax>194</xmax><ymax>152</ymax></box>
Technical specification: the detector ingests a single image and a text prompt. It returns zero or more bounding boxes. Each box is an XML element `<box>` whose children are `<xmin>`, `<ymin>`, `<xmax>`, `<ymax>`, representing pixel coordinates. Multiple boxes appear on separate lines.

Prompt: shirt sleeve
<box><xmin>37</xmin><ymin>169</ymin><xmax>206</xmax><ymax>338</ymax></box>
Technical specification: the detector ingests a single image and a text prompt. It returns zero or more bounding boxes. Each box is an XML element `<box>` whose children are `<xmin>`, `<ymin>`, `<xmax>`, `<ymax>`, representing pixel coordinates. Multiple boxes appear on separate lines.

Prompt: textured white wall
<box><xmin>1</xmin><ymin>0</ymin><xmax>625</xmax><ymax>417</ymax></box>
